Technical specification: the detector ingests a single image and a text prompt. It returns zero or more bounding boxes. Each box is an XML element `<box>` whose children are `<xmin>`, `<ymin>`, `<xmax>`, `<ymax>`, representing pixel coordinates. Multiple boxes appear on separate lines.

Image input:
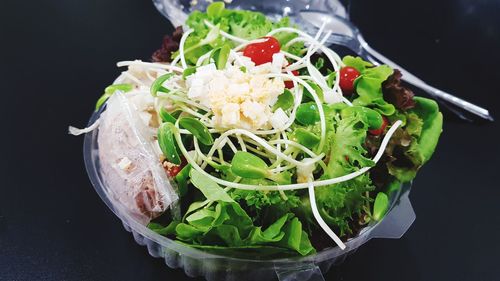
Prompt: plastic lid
<box><xmin>152</xmin><ymin>0</ymin><xmax>348</xmax><ymax>27</ymax></box>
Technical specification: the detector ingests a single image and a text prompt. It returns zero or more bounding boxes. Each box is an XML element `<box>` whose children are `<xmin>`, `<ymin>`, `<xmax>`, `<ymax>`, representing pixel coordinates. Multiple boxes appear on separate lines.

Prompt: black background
<box><xmin>1</xmin><ymin>0</ymin><xmax>500</xmax><ymax>280</ymax></box>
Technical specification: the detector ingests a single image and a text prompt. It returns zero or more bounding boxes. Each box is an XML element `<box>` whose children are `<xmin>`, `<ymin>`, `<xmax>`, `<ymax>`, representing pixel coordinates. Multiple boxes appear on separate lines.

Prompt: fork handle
<box><xmin>358</xmin><ymin>35</ymin><xmax>494</xmax><ymax>121</ymax></box>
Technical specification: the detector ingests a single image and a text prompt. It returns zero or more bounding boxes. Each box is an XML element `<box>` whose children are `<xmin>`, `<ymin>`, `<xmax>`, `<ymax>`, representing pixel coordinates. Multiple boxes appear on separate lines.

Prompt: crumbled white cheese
<box><xmin>269</xmin><ymin>108</ymin><xmax>289</xmax><ymax>130</ymax></box>
<box><xmin>250</xmin><ymin>63</ymin><xmax>273</xmax><ymax>75</ymax></box>
<box><xmin>220</xmin><ymin>103</ymin><xmax>241</xmax><ymax>127</ymax></box>
<box><xmin>271</xmin><ymin>53</ymin><xmax>287</xmax><ymax>73</ymax></box>
<box><xmin>241</xmin><ymin>100</ymin><xmax>268</xmax><ymax>128</ymax></box>
<box><xmin>186</xmin><ymin>63</ymin><xmax>285</xmax><ymax>130</ymax></box>
<box><xmin>231</xmin><ymin>54</ymin><xmax>255</xmax><ymax>70</ymax></box>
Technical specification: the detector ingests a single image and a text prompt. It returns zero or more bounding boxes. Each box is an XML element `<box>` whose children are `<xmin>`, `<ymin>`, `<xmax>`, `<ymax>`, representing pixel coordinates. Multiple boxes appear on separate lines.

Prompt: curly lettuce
<box><xmin>229</xmin><ymin>185</ymin><xmax>301</xmax><ymax>225</ymax></box>
<box><xmin>177</xmin><ymin>2</ymin><xmax>304</xmax><ymax>65</ymax></box>
<box><xmin>150</xmin><ymin>169</ymin><xmax>315</xmax><ymax>257</ymax></box>
<box><xmin>301</xmin><ymin>113</ymin><xmax>376</xmax><ymax>236</ymax></box>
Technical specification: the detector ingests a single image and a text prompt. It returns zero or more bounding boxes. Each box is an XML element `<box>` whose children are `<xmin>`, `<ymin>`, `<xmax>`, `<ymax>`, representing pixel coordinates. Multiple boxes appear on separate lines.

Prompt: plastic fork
<box><xmin>299</xmin><ymin>11</ymin><xmax>494</xmax><ymax>121</ymax></box>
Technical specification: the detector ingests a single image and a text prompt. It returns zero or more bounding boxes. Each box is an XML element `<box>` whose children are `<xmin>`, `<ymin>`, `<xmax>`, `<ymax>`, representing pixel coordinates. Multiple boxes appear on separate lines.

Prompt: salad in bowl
<box><xmin>72</xmin><ymin>1</ymin><xmax>443</xmax><ymax>277</ymax></box>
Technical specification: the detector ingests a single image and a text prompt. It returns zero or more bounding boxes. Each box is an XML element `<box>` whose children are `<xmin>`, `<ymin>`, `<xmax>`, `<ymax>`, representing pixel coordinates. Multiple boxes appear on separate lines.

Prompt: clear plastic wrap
<box><xmin>97</xmin><ymin>92</ymin><xmax>178</xmax><ymax>224</ymax></box>
<box><xmin>84</xmin><ymin>108</ymin><xmax>415</xmax><ymax>281</ymax></box>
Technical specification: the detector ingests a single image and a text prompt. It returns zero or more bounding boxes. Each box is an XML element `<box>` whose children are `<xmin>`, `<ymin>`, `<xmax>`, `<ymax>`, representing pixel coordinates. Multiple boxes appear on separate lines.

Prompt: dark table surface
<box><xmin>1</xmin><ymin>0</ymin><xmax>500</xmax><ymax>280</ymax></box>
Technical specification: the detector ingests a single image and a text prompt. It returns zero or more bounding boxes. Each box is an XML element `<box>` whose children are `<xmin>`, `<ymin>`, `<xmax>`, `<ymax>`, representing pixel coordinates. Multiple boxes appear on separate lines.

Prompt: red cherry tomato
<box><xmin>285</xmin><ymin>69</ymin><xmax>299</xmax><ymax>89</ymax></box>
<box><xmin>369</xmin><ymin>116</ymin><xmax>388</xmax><ymax>136</ymax></box>
<box><xmin>339</xmin><ymin>66</ymin><xmax>361</xmax><ymax>94</ymax></box>
<box><xmin>243</xmin><ymin>36</ymin><xmax>281</xmax><ymax>66</ymax></box>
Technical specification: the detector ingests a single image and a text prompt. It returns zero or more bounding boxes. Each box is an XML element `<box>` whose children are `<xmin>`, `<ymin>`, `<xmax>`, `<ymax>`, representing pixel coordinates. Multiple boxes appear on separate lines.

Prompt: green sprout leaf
<box><xmin>151</xmin><ymin>73</ymin><xmax>175</xmax><ymax>97</ymax></box>
<box><xmin>231</xmin><ymin>151</ymin><xmax>269</xmax><ymax>179</ymax></box>
<box><xmin>157</xmin><ymin>123</ymin><xmax>181</xmax><ymax>165</ymax></box>
<box><xmin>267</xmin><ymin>171</ymin><xmax>292</xmax><ymax>185</ymax></box>
<box><xmin>179</xmin><ymin>117</ymin><xmax>213</xmax><ymax>145</ymax></box>
<box><xmin>296</xmin><ymin>103</ymin><xmax>320</xmax><ymax>125</ymax></box>
<box><xmin>303</xmin><ymin>82</ymin><xmax>324</xmax><ymax>102</ymax></box>
<box><xmin>175</xmin><ymin>164</ymin><xmax>191</xmax><ymax>197</ymax></box>
<box><xmin>210</xmin><ymin>44</ymin><xmax>231</xmax><ymax>70</ymax></box>
<box><xmin>373</xmin><ymin>192</ymin><xmax>389</xmax><ymax>221</ymax></box>
<box><xmin>95</xmin><ymin>83</ymin><xmax>133</xmax><ymax>111</ymax></box>
<box><xmin>272</xmin><ymin>89</ymin><xmax>294</xmax><ymax>112</ymax></box>
<box><xmin>182</xmin><ymin>67</ymin><xmax>197</xmax><ymax>80</ymax></box>
<box><xmin>159</xmin><ymin>107</ymin><xmax>177</xmax><ymax>124</ymax></box>
<box><xmin>290</xmin><ymin>128</ymin><xmax>320</xmax><ymax>149</ymax></box>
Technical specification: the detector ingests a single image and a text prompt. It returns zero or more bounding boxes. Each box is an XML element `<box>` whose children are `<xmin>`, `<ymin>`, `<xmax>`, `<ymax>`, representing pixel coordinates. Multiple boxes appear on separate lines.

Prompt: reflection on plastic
<box><xmin>152</xmin><ymin>0</ymin><xmax>347</xmax><ymax>27</ymax></box>
<box><xmin>370</xmin><ymin>184</ymin><xmax>416</xmax><ymax>239</ymax></box>
<box><xmin>275</xmin><ymin>263</ymin><xmax>325</xmax><ymax>281</ymax></box>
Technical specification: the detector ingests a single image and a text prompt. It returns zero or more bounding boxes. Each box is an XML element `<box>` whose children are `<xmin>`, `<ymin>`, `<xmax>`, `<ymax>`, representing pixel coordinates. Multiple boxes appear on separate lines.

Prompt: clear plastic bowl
<box><xmin>84</xmin><ymin>1</ymin><xmax>415</xmax><ymax>279</ymax></box>
<box><xmin>84</xmin><ymin>109</ymin><xmax>416</xmax><ymax>281</ymax></box>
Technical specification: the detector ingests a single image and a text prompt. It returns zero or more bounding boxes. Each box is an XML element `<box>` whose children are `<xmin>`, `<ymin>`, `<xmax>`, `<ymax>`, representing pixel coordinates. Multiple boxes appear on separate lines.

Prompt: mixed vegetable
<box><xmin>93</xmin><ymin>3</ymin><xmax>442</xmax><ymax>258</ymax></box>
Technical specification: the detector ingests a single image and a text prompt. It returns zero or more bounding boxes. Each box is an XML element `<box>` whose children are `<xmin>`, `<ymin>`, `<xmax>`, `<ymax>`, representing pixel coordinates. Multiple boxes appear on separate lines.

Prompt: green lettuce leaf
<box><xmin>148</xmin><ymin>221</ymin><xmax>179</xmax><ymax>236</ymax></box>
<box><xmin>353</xmin><ymin>66</ymin><xmax>395</xmax><ymax>115</ymax></box>
<box><xmin>229</xmin><ymin>182</ymin><xmax>301</xmax><ymax>224</ymax></box>
<box><xmin>170</xmin><ymin>170</ymin><xmax>315</xmax><ymax>256</ymax></box>
<box><xmin>190</xmin><ymin>168</ymin><xmax>233</xmax><ymax>202</ymax></box>
<box><xmin>315</xmin><ymin>173</ymin><xmax>374</xmax><ymax>236</ymax></box>
<box><xmin>325</xmin><ymin>114</ymin><xmax>375</xmax><ymax>177</ymax></box>
<box><xmin>410</xmin><ymin>97</ymin><xmax>443</xmax><ymax>162</ymax></box>
<box><xmin>225</xmin><ymin>10</ymin><xmax>273</xmax><ymax>40</ymax></box>
<box><xmin>307</xmin><ymin>113</ymin><xmax>375</xmax><ymax>236</ymax></box>
<box><xmin>386</xmin><ymin>97</ymin><xmax>443</xmax><ymax>182</ymax></box>
<box><xmin>343</xmin><ymin>56</ymin><xmax>395</xmax><ymax>115</ymax></box>
<box><xmin>179</xmin><ymin>3</ymin><xmax>302</xmax><ymax>65</ymax></box>
<box><xmin>342</xmin><ymin>56</ymin><xmax>373</xmax><ymax>72</ymax></box>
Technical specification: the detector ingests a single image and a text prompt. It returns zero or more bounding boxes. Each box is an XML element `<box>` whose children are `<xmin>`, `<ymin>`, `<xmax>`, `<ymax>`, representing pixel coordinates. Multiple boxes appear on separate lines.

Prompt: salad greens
<box><xmin>373</xmin><ymin>192</ymin><xmax>389</xmax><ymax>221</ymax></box>
<box><xmin>158</xmin><ymin>123</ymin><xmax>182</xmax><ymax>165</ymax></box>
<box><xmin>386</xmin><ymin>97</ymin><xmax>443</xmax><ymax>182</ymax></box>
<box><xmin>176</xmin><ymin>5</ymin><xmax>303</xmax><ymax>65</ymax></box>
<box><xmin>168</xmin><ymin>169</ymin><xmax>315</xmax><ymax>257</ymax></box>
<box><xmin>344</xmin><ymin>57</ymin><xmax>396</xmax><ymax>116</ymax></box>
<box><xmin>312</xmin><ymin>113</ymin><xmax>376</xmax><ymax>236</ymax></box>
<box><xmin>99</xmin><ymin>2</ymin><xmax>443</xmax><ymax>257</ymax></box>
